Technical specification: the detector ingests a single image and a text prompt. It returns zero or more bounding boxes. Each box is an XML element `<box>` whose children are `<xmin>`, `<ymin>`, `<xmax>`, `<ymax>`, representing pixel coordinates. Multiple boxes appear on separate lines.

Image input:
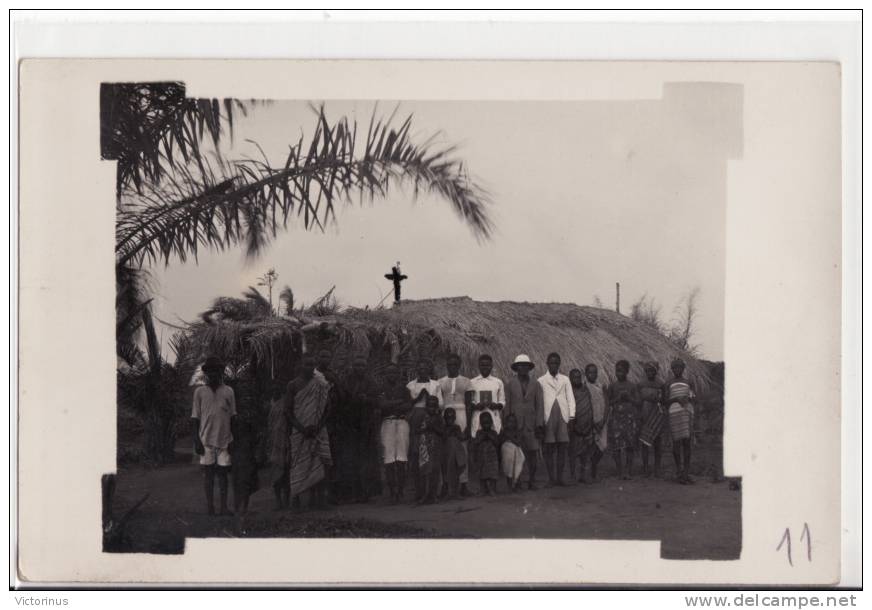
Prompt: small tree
<box><xmin>257</xmin><ymin>268</ymin><xmax>279</xmax><ymax>315</ymax></box>
<box><xmin>627</xmin><ymin>288</ymin><xmax>702</xmax><ymax>357</ymax></box>
<box><xmin>667</xmin><ymin>287</ymin><xmax>701</xmax><ymax>357</ymax></box>
<box><xmin>592</xmin><ymin>294</ymin><xmax>604</xmax><ymax>308</ymax></box>
<box><xmin>279</xmin><ymin>285</ymin><xmax>295</xmax><ymax>316</ymax></box>
<box><xmin>630</xmin><ymin>293</ymin><xmax>664</xmax><ymax>334</ymax></box>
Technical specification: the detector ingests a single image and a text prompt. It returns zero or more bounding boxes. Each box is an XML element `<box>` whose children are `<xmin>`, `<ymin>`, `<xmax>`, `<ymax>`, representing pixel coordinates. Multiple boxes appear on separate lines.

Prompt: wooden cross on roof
<box><xmin>384</xmin><ymin>262</ymin><xmax>408</xmax><ymax>304</ymax></box>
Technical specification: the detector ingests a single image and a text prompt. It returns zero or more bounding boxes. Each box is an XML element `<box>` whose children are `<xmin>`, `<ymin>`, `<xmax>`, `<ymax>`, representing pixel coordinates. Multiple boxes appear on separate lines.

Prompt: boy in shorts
<box><xmin>192</xmin><ymin>356</ymin><xmax>237</xmax><ymax>516</ymax></box>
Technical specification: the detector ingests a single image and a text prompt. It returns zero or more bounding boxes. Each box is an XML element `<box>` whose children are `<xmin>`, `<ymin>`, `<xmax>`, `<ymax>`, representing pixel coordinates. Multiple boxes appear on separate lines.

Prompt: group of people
<box><xmin>190</xmin><ymin>350</ymin><xmax>698</xmax><ymax>519</ymax></box>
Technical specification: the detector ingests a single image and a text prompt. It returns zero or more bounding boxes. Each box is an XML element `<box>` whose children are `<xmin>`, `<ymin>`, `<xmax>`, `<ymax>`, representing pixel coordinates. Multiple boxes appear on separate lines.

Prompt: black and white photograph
<box><xmin>14</xmin><ymin>25</ymin><xmax>856</xmax><ymax>588</ymax></box>
<box><xmin>104</xmin><ymin>81</ymin><xmax>739</xmax><ymax>557</ymax></box>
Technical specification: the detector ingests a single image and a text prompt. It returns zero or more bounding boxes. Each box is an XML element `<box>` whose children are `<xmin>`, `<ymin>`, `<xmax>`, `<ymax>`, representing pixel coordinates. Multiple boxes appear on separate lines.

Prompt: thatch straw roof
<box><xmin>317</xmin><ymin>296</ymin><xmax>714</xmax><ymax>390</ymax></box>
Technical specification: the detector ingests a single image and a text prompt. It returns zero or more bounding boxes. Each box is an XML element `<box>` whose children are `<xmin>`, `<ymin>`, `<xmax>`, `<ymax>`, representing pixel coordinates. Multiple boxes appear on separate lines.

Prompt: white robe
<box><xmin>537</xmin><ymin>372</ymin><xmax>576</xmax><ymax>423</ymax></box>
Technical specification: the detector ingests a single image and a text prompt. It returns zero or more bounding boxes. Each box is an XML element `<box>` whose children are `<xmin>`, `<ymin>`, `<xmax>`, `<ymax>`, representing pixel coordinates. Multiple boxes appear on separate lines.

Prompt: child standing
<box><xmin>437</xmin><ymin>353</ymin><xmax>473</xmax><ymax>497</ymax></box>
<box><xmin>607</xmin><ymin>360</ymin><xmax>640</xmax><ymax>480</ymax></box>
<box><xmin>416</xmin><ymin>395</ymin><xmax>446</xmax><ymax>504</ymax></box>
<box><xmin>664</xmin><ymin>358</ymin><xmax>696</xmax><ymax>484</ymax></box>
<box><xmin>442</xmin><ymin>408</ymin><xmax>467</xmax><ymax>499</ymax></box>
<box><xmin>499</xmin><ymin>414</ymin><xmax>526</xmax><ymax>492</ymax></box>
<box><xmin>473</xmin><ymin>411</ymin><xmax>500</xmax><ymax>496</ymax></box>
<box><xmin>406</xmin><ymin>359</ymin><xmax>443</xmax><ymax>502</ymax></box>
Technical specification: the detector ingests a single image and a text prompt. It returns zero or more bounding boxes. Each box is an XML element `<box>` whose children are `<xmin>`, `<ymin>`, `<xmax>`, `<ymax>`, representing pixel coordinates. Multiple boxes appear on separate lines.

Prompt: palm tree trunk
<box><xmin>140</xmin><ymin>306</ymin><xmax>175</xmax><ymax>463</ymax></box>
<box><xmin>141</xmin><ymin>306</ymin><xmax>161</xmax><ymax>374</ymax></box>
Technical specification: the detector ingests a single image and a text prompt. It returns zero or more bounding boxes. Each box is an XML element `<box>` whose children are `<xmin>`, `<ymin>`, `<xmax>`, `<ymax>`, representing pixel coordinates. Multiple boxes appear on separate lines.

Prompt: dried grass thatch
<box><xmin>309</xmin><ymin>296</ymin><xmax>714</xmax><ymax>390</ymax></box>
<box><xmin>185</xmin><ymin>295</ymin><xmax>713</xmax><ymax>390</ymax></box>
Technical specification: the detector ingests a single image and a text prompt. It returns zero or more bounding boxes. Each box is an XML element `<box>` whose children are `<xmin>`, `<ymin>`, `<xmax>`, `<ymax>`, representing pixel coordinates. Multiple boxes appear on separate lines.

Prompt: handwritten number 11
<box><xmin>777</xmin><ymin>523</ymin><xmax>811</xmax><ymax>566</ymax></box>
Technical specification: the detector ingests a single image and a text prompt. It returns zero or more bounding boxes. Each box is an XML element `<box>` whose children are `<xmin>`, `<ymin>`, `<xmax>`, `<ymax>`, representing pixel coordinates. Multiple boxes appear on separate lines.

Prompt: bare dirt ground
<box><xmin>110</xmin><ymin>438</ymin><xmax>740</xmax><ymax>560</ymax></box>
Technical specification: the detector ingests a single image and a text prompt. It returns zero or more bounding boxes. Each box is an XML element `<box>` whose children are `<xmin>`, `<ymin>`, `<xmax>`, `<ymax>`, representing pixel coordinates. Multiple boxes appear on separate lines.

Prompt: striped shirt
<box><xmin>664</xmin><ymin>377</ymin><xmax>695</xmax><ymax>402</ymax></box>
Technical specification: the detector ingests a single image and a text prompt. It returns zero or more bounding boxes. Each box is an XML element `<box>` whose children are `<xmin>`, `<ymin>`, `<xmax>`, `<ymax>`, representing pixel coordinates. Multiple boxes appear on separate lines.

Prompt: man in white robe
<box><xmin>538</xmin><ymin>352</ymin><xmax>575</xmax><ymax>486</ymax></box>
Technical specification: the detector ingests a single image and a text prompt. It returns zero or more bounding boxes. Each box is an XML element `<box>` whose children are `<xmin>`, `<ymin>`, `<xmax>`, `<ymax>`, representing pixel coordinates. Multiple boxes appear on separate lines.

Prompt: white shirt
<box><xmin>469</xmin><ymin>375</ymin><xmax>505</xmax><ymax>406</ymax></box>
<box><xmin>191</xmin><ymin>383</ymin><xmax>237</xmax><ymax>448</ymax></box>
<box><xmin>538</xmin><ymin>372</ymin><xmax>576</xmax><ymax>423</ymax></box>
<box><xmin>438</xmin><ymin>375</ymin><xmax>471</xmax><ymax>409</ymax></box>
<box><xmin>469</xmin><ymin>375</ymin><xmax>505</xmax><ymax>436</ymax></box>
<box><xmin>406</xmin><ymin>379</ymin><xmax>443</xmax><ymax>409</ymax></box>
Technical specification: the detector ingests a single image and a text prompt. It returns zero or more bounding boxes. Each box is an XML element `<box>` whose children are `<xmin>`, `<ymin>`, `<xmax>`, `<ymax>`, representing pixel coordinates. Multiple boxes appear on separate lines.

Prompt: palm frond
<box><xmin>115</xmin><ymin>105</ymin><xmax>492</xmax><ymax>268</ymax></box>
<box><xmin>279</xmin><ymin>285</ymin><xmax>295</xmax><ymax>315</ymax></box>
<box><xmin>306</xmin><ymin>285</ymin><xmax>340</xmax><ymax>316</ymax></box>
<box><xmin>201</xmin><ymin>297</ymin><xmax>249</xmax><ymax>323</ymax></box>
<box><xmin>201</xmin><ymin>290</ymin><xmax>271</xmax><ymax>323</ymax></box>
<box><xmin>242</xmin><ymin>286</ymin><xmax>272</xmax><ymax>315</ymax></box>
<box><xmin>101</xmin><ymin>82</ymin><xmax>256</xmax><ymax>195</ymax></box>
<box><xmin>167</xmin><ymin>331</ymin><xmax>200</xmax><ymax>379</ymax></box>
<box><xmin>117</xmin><ymin>341</ymin><xmax>147</xmax><ymax>370</ymax></box>
<box><xmin>115</xmin><ymin>265</ymin><xmax>156</xmax><ymax>364</ymax></box>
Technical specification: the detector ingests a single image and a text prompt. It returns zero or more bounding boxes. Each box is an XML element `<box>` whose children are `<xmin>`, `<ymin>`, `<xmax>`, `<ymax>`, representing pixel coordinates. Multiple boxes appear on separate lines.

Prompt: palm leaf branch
<box><xmin>115</xmin><ymin>106</ymin><xmax>492</xmax><ymax>268</ymax></box>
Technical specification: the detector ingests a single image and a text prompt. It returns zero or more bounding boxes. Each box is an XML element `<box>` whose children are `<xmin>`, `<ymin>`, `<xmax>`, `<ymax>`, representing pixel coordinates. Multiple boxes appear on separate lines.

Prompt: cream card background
<box><xmin>17</xmin><ymin>59</ymin><xmax>841</xmax><ymax>585</ymax></box>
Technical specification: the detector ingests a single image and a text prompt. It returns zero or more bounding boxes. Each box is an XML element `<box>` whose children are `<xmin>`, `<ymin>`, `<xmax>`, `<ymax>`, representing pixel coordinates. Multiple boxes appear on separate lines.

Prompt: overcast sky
<box><xmin>149</xmin><ymin>86</ymin><xmax>741</xmax><ymax>361</ymax></box>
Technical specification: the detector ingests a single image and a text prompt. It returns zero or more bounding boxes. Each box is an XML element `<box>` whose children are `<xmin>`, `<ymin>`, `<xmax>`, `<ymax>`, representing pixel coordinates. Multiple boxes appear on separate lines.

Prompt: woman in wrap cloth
<box><xmin>664</xmin><ymin>358</ymin><xmax>696</xmax><ymax>484</ymax></box>
<box><xmin>568</xmin><ymin>369</ymin><xmax>595</xmax><ymax>483</ymax></box>
<box><xmin>286</xmin><ymin>354</ymin><xmax>333</xmax><ymax>509</ymax></box>
<box><xmin>606</xmin><ymin>360</ymin><xmax>640</xmax><ymax>480</ymax></box>
<box><xmin>637</xmin><ymin>362</ymin><xmax>666</xmax><ymax>477</ymax></box>
<box><xmin>583</xmin><ymin>363</ymin><xmax>609</xmax><ymax>481</ymax></box>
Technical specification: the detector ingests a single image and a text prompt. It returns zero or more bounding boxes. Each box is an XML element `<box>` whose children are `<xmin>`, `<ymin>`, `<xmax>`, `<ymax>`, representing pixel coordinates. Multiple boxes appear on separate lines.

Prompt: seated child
<box><xmin>499</xmin><ymin>414</ymin><xmax>526</xmax><ymax>492</ymax></box>
<box><xmin>416</xmin><ymin>395</ymin><xmax>446</xmax><ymax>504</ymax></box>
<box><xmin>442</xmin><ymin>407</ymin><xmax>467</xmax><ymax>499</ymax></box>
<box><xmin>473</xmin><ymin>411</ymin><xmax>500</xmax><ymax>496</ymax></box>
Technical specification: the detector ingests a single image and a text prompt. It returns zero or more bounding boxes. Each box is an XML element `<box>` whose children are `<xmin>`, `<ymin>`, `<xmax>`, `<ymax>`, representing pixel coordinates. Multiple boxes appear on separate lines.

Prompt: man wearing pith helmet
<box><xmin>504</xmin><ymin>354</ymin><xmax>545</xmax><ymax>490</ymax></box>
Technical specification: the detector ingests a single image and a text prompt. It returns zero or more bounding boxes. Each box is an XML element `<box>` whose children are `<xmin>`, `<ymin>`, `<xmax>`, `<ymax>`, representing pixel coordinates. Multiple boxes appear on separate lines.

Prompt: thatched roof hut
<box><xmin>179</xmin><ymin>293</ymin><xmax>715</xmax><ymax>420</ymax></box>
<box><xmin>307</xmin><ymin>297</ymin><xmax>713</xmax><ymax>390</ymax></box>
